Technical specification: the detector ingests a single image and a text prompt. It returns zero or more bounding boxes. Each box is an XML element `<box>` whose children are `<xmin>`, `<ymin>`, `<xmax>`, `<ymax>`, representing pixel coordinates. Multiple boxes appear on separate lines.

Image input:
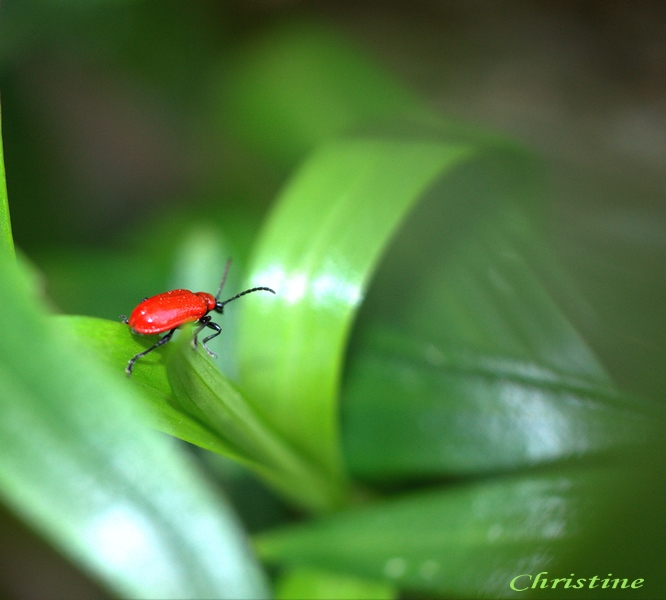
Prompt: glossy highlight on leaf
<box><xmin>239</xmin><ymin>139</ymin><xmax>475</xmax><ymax>488</ymax></box>
<box><xmin>341</xmin><ymin>198</ymin><xmax>664</xmax><ymax>479</ymax></box>
<box><xmin>343</xmin><ymin>327</ymin><xmax>663</xmax><ymax>479</ymax></box>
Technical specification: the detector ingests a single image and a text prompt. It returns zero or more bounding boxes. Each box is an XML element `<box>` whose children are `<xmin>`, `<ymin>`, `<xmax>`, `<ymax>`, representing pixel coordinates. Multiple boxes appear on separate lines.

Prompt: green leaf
<box><xmin>58</xmin><ymin>315</ymin><xmax>239</xmax><ymax>458</ymax></box>
<box><xmin>349</xmin><ymin>160</ymin><xmax>594</xmax><ymax>371</ymax></box>
<box><xmin>275</xmin><ymin>567</ymin><xmax>396</xmax><ymax>600</ymax></box>
<box><xmin>0</xmin><ymin>104</ymin><xmax>15</xmax><ymax>260</ymax></box>
<box><xmin>166</xmin><ymin>332</ymin><xmax>348</xmax><ymax>513</ymax></box>
<box><xmin>62</xmin><ymin>313</ymin><xmax>344</xmax><ymax>513</ymax></box>
<box><xmin>257</xmin><ymin>457</ymin><xmax>665</xmax><ymax>599</ymax></box>
<box><xmin>238</xmin><ymin>139</ymin><xmax>475</xmax><ymax>489</ymax></box>
<box><xmin>0</xmin><ymin>260</ymin><xmax>270</xmax><ymax>599</ymax></box>
<box><xmin>343</xmin><ymin>327</ymin><xmax>663</xmax><ymax>479</ymax></box>
<box><xmin>342</xmin><ymin>201</ymin><xmax>664</xmax><ymax>478</ymax></box>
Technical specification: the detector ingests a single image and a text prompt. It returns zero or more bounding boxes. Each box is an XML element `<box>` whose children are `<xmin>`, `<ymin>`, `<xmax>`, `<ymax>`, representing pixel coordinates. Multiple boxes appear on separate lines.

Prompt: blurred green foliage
<box><xmin>0</xmin><ymin>2</ymin><xmax>664</xmax><ymax>599</ymax></box>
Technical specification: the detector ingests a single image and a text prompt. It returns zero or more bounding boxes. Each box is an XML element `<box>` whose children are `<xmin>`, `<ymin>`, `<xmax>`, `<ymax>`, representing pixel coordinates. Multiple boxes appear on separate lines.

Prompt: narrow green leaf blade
<box><xmin>0</xmin><ymin>104</ymin><xmax>15</xmax><ymax>260</ymax></box>
<box><xmin>167</xmin><ymin>332</ymin><xmax>346</xmax><ymax>513</ymax></box>
<box><xmin>59</xmin><ymin>315</ymin><xmax>245</xmax><ymax>459</ymax></box>
<box><xmin>257</xmin><ymin>459</ymin><xmax>665</xmax><ymax>598</ymax></box>
<box><xmin>238</xmin><ymin>139</ymin><xmax>474</xmax><ymax>485</ymax></box>
<box><xmin>0</xmin><ymin>260</ymin><xmax>269</xmax><ymax>599</ymax></box>
<box><xmin>61</xmin><ymin>311</ymin><xmax>340</xmax><ymax>513</ymax></box>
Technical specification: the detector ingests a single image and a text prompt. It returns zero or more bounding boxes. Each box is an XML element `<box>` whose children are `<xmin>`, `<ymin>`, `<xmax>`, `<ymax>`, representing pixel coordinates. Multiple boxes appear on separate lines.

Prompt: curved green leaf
<box><xmin>58</xmin><ymin>315</ymin><xmax>237</xmax><ymax>458</ymax></box>
<box><xmin>166</xmin><ymin>332</ymin><xmax>348</xmax><ymax>513</ymax></box>
<box><xmin>343</xmin><ymin>327</ymin><xmax>664</xmax><ymax>479</ymax></box>
<box><xmin>257</xmin><ymin>457</ymin><xmax>665</xmax><ymax>599</ymax></box>
<box><xmin>63</xmin><ymin>314</ymin><xmax>343</xmax><ymax>513</ymax></box>
<box><xmin>238</xmin><ymin>139</ymin><xmax>475</xmax><ymax>487</ymax></box>
<box><xmin>342</xmin><ymin>200</ymin><xmax>664</xmax><ymax>478</ymax></box>
<box><xmin>357</xmin><ymin>198</ymin><xmax>607</xmax><ymax>381</ymax></box>
<box><xmin>0</xmin><ymin>261</ymin><xmax>269</xmax><ymax>599</ymax></box>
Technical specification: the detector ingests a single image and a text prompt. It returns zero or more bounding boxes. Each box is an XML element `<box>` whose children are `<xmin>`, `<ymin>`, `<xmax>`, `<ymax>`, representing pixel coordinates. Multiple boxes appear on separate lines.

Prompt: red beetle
<box><xmin>121</xmin><ymin>260</ymin><xmax>275</xmax><ymax>375</ymax></box>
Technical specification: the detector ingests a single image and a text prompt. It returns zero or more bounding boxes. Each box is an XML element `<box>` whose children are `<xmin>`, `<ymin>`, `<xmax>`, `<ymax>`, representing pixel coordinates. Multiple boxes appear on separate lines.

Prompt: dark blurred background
<box><xmin>0</xmin><ymin>1</ymin><xmax>664</xmax><ymax>598</ymax></box>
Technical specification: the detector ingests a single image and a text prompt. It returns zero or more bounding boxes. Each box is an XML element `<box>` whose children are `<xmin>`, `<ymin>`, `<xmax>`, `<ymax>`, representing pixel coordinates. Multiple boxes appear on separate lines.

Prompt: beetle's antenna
<box><xmin>214</xmin><ymin>258</ymin><xmax>233</xmax><ymax>302</ymax></box>
<box><xmin>217</xmin><ymin>286</ymin><xmax>276</xmax><ymax>309</ymax></box>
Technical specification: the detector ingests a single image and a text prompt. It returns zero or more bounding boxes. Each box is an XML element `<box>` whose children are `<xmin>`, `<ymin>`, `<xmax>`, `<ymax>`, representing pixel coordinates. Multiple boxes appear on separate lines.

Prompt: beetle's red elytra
<box><xmin>128</xmin><ymin>290</ymin><xmax>217</xmax><ymax>334</ymax></box>
<box><xmin>121</xmin><ymin>259</ymin><xmax>275</xmax><ymax>376</ymax></box>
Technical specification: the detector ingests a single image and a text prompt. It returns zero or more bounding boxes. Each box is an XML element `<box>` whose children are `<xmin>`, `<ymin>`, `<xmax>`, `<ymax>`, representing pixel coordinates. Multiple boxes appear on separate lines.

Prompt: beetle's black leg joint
<box><xmin>126</xmin><ymin>328</ymin><xmax>176</xmax><ymax>376</ymax></box>
<box><xmin>120</xmin><ymin>315</ymin><xmax>129</xmax><ymax>324</ymax></box>
<box><xmin>201</xmin><ymin>321</ymin><xmax>222</xmax><ymax>358</ymax></box>
<box><xmin>192</xmin><ymin>315</ymin><xmax>212</xmax><ymax>351</ymax></box>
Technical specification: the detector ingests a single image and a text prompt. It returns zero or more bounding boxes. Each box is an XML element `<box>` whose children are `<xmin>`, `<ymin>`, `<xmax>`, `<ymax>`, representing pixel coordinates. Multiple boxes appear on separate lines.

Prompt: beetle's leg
<box><xmin>192</xmin><ymin>315</ymin><xmax>211</xmax><ymax>351</ymax></box>
<box><xmin>126</xmin><ymin>328</ymin><xmax>176</xmax><ymax>376</ymax></box>
<box><xmin>119</xmin><ymin>315</ymin><xmax>129</xmax><ymax>324</ymax></box>
<box><xmin>192</xmin><ymin>316</ymin><xmax>220</xmax><ymax>358</ymax></box>
<box><xmin>200</xmin><ymin>321</ymin><xmax>222</xmax><ymax>359</ymax></box>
